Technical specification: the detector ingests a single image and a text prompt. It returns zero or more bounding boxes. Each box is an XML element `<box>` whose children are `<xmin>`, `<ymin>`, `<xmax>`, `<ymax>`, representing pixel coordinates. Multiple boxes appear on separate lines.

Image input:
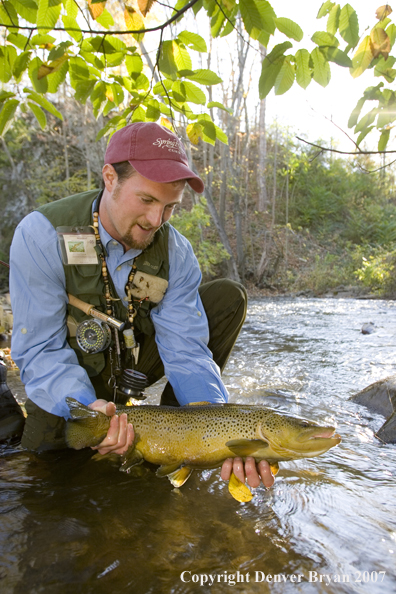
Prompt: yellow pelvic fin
<box><xmin>228</xmin><ymin>472</ymin><xmax>253</xmax><ymax>503</ymax></box>
<box><xmin>156</xmin><ymin>462</ymin><xmax>184</xmax><ymax>478</ymax></box>
<box><xmin>167</xmin><ymin>466</ymin><xmax>193</xmax><ymax>488</ymax></box>
<box><xmin>186</xmin><ymin>401</ymin><xmax>211</xmax><ymax>406</ymax></box>
<box><xmin>225</xmin><ymin>439</ymin><xmax>269</xmax><ymax>458</ymax></box>
<box><xmin>269</xmin><ymin>462</ymin><xmax>280</xmax><ymax>476</ymax></box>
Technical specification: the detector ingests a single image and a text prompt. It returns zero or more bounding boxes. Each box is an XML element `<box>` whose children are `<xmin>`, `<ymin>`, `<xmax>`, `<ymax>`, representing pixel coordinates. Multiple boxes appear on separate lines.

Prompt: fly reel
<box><xmin>76</xmin><ymin>319</ymin><xmax>112</xmax><ymax>354</ymax></box>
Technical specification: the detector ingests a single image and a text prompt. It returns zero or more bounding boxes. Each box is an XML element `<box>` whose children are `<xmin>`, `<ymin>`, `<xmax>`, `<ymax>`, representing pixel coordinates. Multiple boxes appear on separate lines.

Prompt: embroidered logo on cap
<box><xmin>153</xmin><ymin>138</ymin><xmax>183</xmax><ymax>154</ymax></box>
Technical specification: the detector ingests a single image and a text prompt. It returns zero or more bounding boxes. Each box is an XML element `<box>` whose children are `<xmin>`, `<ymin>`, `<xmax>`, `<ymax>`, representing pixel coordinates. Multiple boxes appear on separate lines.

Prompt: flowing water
<box><xmin>0</xmin><ymin>297</ymin><xmax>395</xmax><ymax>594</ymax></box>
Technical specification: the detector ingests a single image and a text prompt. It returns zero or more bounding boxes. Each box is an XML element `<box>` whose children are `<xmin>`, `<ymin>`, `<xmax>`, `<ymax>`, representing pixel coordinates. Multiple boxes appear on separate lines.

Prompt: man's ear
<box><xmin>102</xmin><ymin>164</ymin><xmax>118</xmax><ymax>192</ymax></box>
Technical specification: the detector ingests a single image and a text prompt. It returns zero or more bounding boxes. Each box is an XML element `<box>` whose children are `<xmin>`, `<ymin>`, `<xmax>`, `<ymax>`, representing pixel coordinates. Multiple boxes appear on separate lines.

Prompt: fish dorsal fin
<box><xmin>186</xmin><ymin>401</ymin><xmax>211</xmax><ymax>406</ymax></box>
<box><xmin>228</xmin><ymin>472</ymin><xmax>253</xmax><ymax>503</ymax></box>
<box><xmin>226</xmin><ymin>439</ymin><xmax>269</xmax><ymax>458</ymax></box>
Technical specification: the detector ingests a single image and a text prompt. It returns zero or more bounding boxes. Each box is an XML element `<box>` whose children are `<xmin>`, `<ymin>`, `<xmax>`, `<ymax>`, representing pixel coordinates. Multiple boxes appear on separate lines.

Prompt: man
<box><xmin>10</xmin><ymin>122</ymin><xmax>273</xmax><ymax>490</ymax></box>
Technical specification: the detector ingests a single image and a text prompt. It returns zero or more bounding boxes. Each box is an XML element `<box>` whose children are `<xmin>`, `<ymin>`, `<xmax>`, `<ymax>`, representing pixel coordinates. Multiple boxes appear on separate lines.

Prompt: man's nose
<box><xmin>146</xmin><ymin>205</ymin><xmax>164</xmax><ymax>228</ymax></box>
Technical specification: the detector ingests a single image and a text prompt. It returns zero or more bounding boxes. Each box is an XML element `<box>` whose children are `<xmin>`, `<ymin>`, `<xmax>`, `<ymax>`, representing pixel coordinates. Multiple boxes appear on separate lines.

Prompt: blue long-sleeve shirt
<box><xmin>10</xmin><ymin>210</ymin><xmax>229</xmax><ymax>418</ymax></box>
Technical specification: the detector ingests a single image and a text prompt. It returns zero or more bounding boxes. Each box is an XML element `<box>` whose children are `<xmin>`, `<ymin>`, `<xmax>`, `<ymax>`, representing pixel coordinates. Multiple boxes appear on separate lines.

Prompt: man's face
<box><xmin>100</xmin><ymin>167</ymin><xmax>184</xmax><ymax>251</ymax></box>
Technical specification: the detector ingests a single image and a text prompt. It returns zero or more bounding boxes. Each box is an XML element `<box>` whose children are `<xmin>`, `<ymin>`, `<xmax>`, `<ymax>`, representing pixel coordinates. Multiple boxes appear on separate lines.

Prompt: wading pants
<box><xmin>21</xmin><ymin>279</ymin><xmax>247</xmax><ymax>451</ymax></box>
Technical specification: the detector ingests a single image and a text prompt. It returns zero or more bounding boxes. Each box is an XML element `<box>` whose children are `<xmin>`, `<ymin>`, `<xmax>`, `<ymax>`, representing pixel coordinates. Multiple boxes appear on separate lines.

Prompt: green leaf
<box><xmin>0</xmin><ymin>1</ymin><xmax>19</xmax><ymax>28</ymax></box>
<box><xmin>211</xmin><ymin>11</ymin><xmax>225</xmax><ymax>38</ymax></box>
<box><xmin>145</xmin><ymin>99</ymin><xmax>161</xmax><ymax>122</ymax></box>
<box><xmin>183</xmin><ymin>80</ymin><xmax>206</xmax><ymax>104</ymax></box>
<box><xmin>265</xmin><ymin>41</ymin><xmax>293</xmax><ymax>63</ymax></box>
<box><xmin>295</xmin><ymin>48</ymin><xmax>312</xmax><ymax>89</ymax></box>
<box><xmin>274</xmin><ymin>57</ymin><xmax>295</xmax><ymax>94</ymax></box>
<box><xmin>13</xmin><ymin>0</ymin><xmax>37</xmax><ymax>24</ymax></box>
<box><xmin>339</xmin><ymin>4</ymin><xmax>359</xmax><ymax>47</ymax></box>
<box><xmin>171</xmin><ymin>81</ymin><xmax>186</xmax><ymax>102</ymax></box>
<box><xmin>327</xmin><ymin>4</ymin><xmax>340</xmax><ymax>35</ymax></box>
<box><xmin>214</xmin><ymin>124</ymin><xmax>228</xmax><ymax>145</ymax></box>
<box><xmin>69</xmin><ymin>56</ymin><xmax>90</xmax><ymax>87</ymax></box>
<box><xmin>183</xmin><ymin>69</ymin><xmax>222</xmax><ymax>85</ymax></box>
<box><xmin>374</xmin><ymin>55</ymin><xmax>396</xmax><ymax>82</ymax></box>
<box><xmin>7</xmin><ymin>33</ymin><xmax>30</xmax><ymax>51</ymax></box>
<box><xmin>111</xmin><ymin>83</ymin><xmax>124</xmax><ymax>106</ymax></box>
<box><xmin>74</xmin><ymin>79</ymin><xmax>96</xmax><ymax>103</ymax></box>
<box><xmin>153</xmin><ymin>79</ymin><xmax>173</xmax><ymax>95</ymax></box>
<box><xmin>0</xmin><ymin>99</ymin><xmax>19</xmax><ymax>137</ymax></box>
<box><xmin>125</xmin><ymin>54</ymin><xmax>143</xmax><ymax>76</ymax></box>
<box><xmin>317</xmin><ymin>1</ymin><xmax>335</xmax><ymax>18</ymax></box>
<box><xmin>197</xmin><ymin>115</ymin><xmax>216</xmax><ymax>145</ymax></box>
<box><xmin>0</xmin><ymin>47</ymin><xmax>14</xmax><ymax>83</ymax></box>
<box><xmin>13</xmin><ymin>51</ymin><xmax>31</xmax><ymax>81</ymax></box>
<box><xmin>363</xmin><ymin>83</ymin><xmax>384</xmax><ymax>101</ymax></box>
<box><xmin>31</xmin><ymin>34</ymin><xmax>56</xmax><ymax>46</ymax></box>
<box><xmin>255</xmin><ymin>0</ymin><xmax>276</xmax><ymax>35</ymax></box>
<box><xmin>321</xmin><ymin>46</ymin><xmax>352</xmax><ymax>67</ymax></box>
<box><xmin>28</xmin><ymin>101</ymin><xmax>47</xmax><ymax>129</ymax></box>
<box><xmin>24</xmin><ymin>88</ymin><xmax>63</xmax><ymax>119</ymax></box>
<box><xmin>37</xmin><ymin>0</ymin><xmax>62</xmax><ymax>33</ymax></box>
<box><xmin>173</xmin><ymin>41</ymin><xmax>192</xmax><ymax>71</ymax></box>
<box><xmin>386</xmin><ymin>23</ymin><xmax>396</xmax><ymax>47</ymax></box>
<box><xmin>348</xmin><ymin>96</ymin><xmax>366</xmax><ymax>128</ymax></box>
<box><xmin>96</xmin><ymin>8</ymin><xmax>114</xmax><ymax>29</ymax></box>
<box><xmin>354</xmin><ymin>108</ymin><xmax>378</xmax><ymax>134</ymax></box>
<box><xmin>129</xmin><ymin>73</ymin><xmax>149</xmax><ymax>91</ymax></box>
<box><xmin>240</xmin><ymin>0</ymin><xmax>263</xmax><ymax>40</ymax></box>
<box><xmin>351</xmin><ymin>35</ymin><xmax>373</xmax><ymax>78</ymax></box>
<box><xmin>377</xmin><ymin>104</ymin><xmax>396</xmax><ymax>128</ymax></box>
<box><xmin>131</xmin><ymin>106</ymin><xmax>146</xmax><ymax>122</ymax></box>
<box><xmin>62</xmin><ymin>15</ymin><xmax>82</xmax><ymax>43</ymax></box>
<box><xmin>378</xmin><ymin>128</ymin><xmax>390</xmax><ymax>151</ymax></box>
<box><xmin>275</xmin><ymin>17</ymin><xmax>303</xmax><ymax>42</ymax></box>
<box><xmin>0</xmin><ymin>90</ymin><xmax>16</xmax><ymax>102</ymax></box>
<box><xmin>311</xmin><ymin>47</ymin><xmax>331</xmax><ymax>86</ymax></box>
<box><xmin>46</xmin><ymin>60</ymin><xmax>68</xmax><ymax>93</ymax></box>
<box><xmin>65</xmin><ymin>0</ymin><xmax>78</xmax><ymax>19</ymax></box>
<box><xmin>207</xmin><ymin>101</ymin><xmax>232</xmax><ymax>113</ymax></box>
<box><xmin>159</xmin><ymin>40</ymin><xmax>178</xmax><ymax>80</ymax></box>
<box><xmin>356</xmin><ymin>126</ymin><xmax>374</xmax><ymax>146</ymax></box>
<box><xmin>311</xmin><ymin>31</ymin><xmax>338</xmax><ymax>47</ymax></box>
<box><xmin>259</xmin><ymin>55</ymin><xmax>285</xmax><ymax>98</ymax></box>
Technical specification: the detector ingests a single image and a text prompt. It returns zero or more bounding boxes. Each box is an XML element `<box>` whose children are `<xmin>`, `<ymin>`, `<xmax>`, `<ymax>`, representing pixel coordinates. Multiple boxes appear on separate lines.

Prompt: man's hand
<box><xmin>220</xmin><ymin>457</ymin><xmax>275</xmax><ymax>489</ymax></box>
<box><xmin>88</xmin><ymin>399</ymin><xmax>134</xmax><ymax>456</ymax></box>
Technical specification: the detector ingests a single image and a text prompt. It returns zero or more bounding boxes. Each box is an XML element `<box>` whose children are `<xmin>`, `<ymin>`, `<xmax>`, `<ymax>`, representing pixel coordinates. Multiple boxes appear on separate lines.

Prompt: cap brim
<box><xmin>129</xmin><ymin>159</ymin><xmax>205</xmax><ymax>194</ymax></box>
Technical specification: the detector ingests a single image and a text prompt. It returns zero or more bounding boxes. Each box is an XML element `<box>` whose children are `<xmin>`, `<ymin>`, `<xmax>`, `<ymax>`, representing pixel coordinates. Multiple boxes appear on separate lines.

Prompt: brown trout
<box><xmin>65</xmin><ymin>397</ymin><xmax>341</xmax><ymax>499</ymax></box>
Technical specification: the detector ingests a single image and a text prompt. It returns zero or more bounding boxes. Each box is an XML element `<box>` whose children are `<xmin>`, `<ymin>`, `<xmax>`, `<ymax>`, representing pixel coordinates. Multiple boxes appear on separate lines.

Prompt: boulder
<box><xmin>349</xmin><ymin>375</ymin><xmax>396</xmax><ymax>444</ymax></box>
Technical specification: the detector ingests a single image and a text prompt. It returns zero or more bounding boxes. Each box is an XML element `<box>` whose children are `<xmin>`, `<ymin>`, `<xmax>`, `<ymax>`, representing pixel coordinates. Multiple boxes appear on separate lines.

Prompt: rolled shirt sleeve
<box><xmin>151</xmin><ymin>226</ymin><xmax>229</xmax><ymax>406</ymax></box>
<box><xmin>10</xmin><ymin>212</ymin><xmax>96</xmax><ymax>418</ymax></box>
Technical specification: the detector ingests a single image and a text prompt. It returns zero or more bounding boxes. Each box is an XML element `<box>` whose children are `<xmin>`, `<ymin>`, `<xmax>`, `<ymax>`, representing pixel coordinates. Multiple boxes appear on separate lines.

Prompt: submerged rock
<box><xmin>349</xmin><ymin>375</ymin><xmax>396</xmax><ymax>444</ymax></box>
<box><xmin>361</xmin><ymin>322</ymin><xmax>375</xmax><ymax>335</ymax></box>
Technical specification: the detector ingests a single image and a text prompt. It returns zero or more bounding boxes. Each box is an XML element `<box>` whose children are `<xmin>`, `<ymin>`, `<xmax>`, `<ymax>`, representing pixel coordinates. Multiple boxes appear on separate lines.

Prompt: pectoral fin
<box><xmin>156</xmin><ymin>462</ymin><xmax>184</xmax><ymax>478</ymax></box>
<box><xmin>120</xmin><ymin>448</ymin><xmax>144</xmax><ymax>473</ymax></box>
<box><xmin>225</xmin><ymin>439</ymin><xmax>269</xmax><ymax>458</ymax></box>
<box><xmin>228</xmin><ymin>472</ymin><xmax>253</xmax><ymax>502</ymax></box>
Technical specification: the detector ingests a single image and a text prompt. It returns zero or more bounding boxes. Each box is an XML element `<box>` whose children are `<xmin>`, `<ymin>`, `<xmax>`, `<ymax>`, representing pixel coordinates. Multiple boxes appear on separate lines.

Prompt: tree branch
<box><xmin>296</xmin><ymin>136</ymin><xmax>396</xmax><ymax>155</ymax></box>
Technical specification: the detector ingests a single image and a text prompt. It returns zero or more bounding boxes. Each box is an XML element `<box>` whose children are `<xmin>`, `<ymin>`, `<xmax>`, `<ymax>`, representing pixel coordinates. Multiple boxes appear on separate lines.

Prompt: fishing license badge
<box><xmin>56</xmin><ymin>226</ymin><xmax>99</xmax><ymax>266</ymax></box>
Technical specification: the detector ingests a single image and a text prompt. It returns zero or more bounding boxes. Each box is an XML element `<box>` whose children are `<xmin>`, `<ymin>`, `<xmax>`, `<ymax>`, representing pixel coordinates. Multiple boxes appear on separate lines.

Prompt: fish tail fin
<box><xmin>65</xmin><ymin>397</ymin><xmax>109</xmax><ymax>450</ymax></box>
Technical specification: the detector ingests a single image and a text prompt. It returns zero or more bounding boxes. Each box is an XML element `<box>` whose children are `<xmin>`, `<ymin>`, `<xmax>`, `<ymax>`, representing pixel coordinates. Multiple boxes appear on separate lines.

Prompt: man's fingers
<box><xmin>258</xmin><ymin>460</ymin><xmax>275</xmax><ymax>489</ymax></box>
<box><xmin>232</xmin><ymin>457</ymin><xmax>245</xmax><ymax>483</ymax></box>
<box><xmin>244</xmin><ymin>456</ymin><xmax>261</xmax><ymax>488</ymax></box>
<box><xmin>220</xmin><ymin>458</ymin><xmax>233</xmax><ymax>480</ymax></box>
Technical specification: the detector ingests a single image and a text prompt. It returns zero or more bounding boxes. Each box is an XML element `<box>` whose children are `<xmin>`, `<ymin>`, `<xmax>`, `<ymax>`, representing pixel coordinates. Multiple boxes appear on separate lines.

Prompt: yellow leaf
<box><xmin>375</xmin><ymin>5</ymin><xmax>393</xmax><ymax>20</ymax></box>
<box><xmin>160</xmin><ymin>117</ymin><xmax>174</xmax><ymax>131</ymax></box>
<box><xmin>228</xmin><ymin>472</ymin><xmax>253</xmax><ymax>503</ymax></box>
<box><xmin>371</xmin><ymin>26</ymin><xmax>391</xmax><ymax>59</ymax></box>
<box><xmin>138</xmin><ymin>0</ymin><xmax>155</xmax><ymax>17</ymax></box>
<box><xmin>351</xmin><ymin>35</ymin><xmax>374</xmax><ymax>78</ymax></box>
<box><xmin>88</xmin><ymin>0</ymin><xmax>106</xmax><ymax>20</ymax></box>
<box><xmin>37</xmin><ymin>54</ymin><xmax>69</xmax><ymax>80</ymax></box>
<box><xmin>124</xmin><ymin>6</ymin><xmax>145</xmax><ymax>40</ymax></box>
<box><xmin>186</xmin><ymin>123</ymin><xmax>203</xmax><ymax>145</ymax></box>
<box><xmin>105</xmin><ymin>87</ymin><xmax>114</xmax><ymax>102</ymax></box>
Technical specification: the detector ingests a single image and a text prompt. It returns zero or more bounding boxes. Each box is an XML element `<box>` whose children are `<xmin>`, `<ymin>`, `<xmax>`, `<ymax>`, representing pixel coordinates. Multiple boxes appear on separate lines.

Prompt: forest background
<box><xmin>1</xmin><ymin>0</ymin><xmax>396</xmax><ymax>298</ymax></box>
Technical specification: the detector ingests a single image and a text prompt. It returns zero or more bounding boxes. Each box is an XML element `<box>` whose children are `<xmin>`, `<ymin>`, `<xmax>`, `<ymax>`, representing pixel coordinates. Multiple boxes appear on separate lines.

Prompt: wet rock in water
<box><xmin>361</xmin><ymin>322</ymin><xmax>375</xmax><ymax>335</ymax></box>
<box><xmin>349</xmin><ymin>375</ymin><xmax>396</xmax><ymax>443</ymax></box>
<box><xmin>0</xmin><ymin>356</ymin><xmax>25</xmax><ymax>443</ymax></box>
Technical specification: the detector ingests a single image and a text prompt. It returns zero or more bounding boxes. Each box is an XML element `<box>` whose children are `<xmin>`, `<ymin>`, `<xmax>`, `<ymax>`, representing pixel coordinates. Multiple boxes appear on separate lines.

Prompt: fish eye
<box><xmin>300</xmin><ymin>420</ymin><xmax>310</xmax><ymax>427</ymax></box>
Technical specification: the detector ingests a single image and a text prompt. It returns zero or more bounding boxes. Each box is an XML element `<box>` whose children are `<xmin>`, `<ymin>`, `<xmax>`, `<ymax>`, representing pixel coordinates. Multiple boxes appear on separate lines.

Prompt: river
<box><xmin>0</xmin><ymin>297</ymin><xmax>395</xmax><ymax>594</ymax></box>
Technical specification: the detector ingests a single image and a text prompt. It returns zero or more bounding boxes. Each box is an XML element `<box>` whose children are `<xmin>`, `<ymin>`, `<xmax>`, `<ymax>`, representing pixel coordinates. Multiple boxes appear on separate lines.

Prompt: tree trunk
<box><xmin>258</xmin><ymin>45</ymin><xmax>268</xmax><ymax>212</ymax></box>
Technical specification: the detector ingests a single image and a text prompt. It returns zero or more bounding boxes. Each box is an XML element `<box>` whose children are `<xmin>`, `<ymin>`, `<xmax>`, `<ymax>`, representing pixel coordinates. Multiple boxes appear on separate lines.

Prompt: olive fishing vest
<box><xmin>38</xmin><ymin>189</ymin><xmax>170</xmax><ymax>377</ymax></box>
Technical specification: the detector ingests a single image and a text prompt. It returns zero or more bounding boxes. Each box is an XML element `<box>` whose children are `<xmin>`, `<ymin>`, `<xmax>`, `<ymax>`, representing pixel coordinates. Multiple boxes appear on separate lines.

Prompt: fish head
<box><xmin>257</xmin><ymin>411</ymin><xmax>341</xmax><ymax>460</ymax></box>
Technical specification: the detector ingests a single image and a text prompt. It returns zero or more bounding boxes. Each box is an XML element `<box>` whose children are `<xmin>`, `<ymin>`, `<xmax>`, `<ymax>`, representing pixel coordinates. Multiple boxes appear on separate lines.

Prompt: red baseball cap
<box><xmin>104</xmin><ymin>122</ymin><xmax>204</xmax><ymax>193</ymax></box>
